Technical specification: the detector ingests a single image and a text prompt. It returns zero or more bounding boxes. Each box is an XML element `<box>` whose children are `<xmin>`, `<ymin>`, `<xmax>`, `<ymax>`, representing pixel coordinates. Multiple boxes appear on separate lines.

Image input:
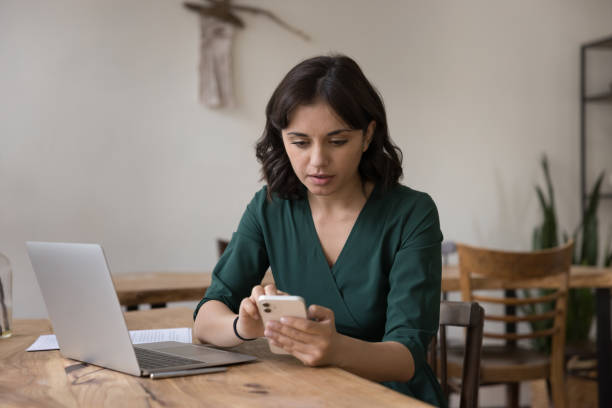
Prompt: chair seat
<box><xmin>447</xmin><ymin>345</ymin><xmax>550</xmax><ymax>383</ymax></box>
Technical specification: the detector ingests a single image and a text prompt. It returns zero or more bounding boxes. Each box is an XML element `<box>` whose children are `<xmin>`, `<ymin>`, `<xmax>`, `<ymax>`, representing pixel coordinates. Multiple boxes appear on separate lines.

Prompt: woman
<box><xmin>193</xmin><ymin>55</ymin><xmax>445</xmax><ymax>407</ymax></box>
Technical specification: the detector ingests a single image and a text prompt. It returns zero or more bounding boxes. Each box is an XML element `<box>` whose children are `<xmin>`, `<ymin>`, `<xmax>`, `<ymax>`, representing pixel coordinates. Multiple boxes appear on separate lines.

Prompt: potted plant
<box><xmin>525</xmin><ymin>155</ymin><xmax>609</xmax><ymax>352</ymax></box>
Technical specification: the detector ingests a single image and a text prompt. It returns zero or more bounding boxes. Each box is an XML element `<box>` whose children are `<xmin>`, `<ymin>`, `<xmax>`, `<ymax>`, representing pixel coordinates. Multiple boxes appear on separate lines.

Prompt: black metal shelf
<box><xmin>584</xmin><ymin>92</ymin><xmax>612</xmax><ymax>103</ymax></box>
<box><xmin>583</xmin><ymin>35</ymin><xmax>612</xmax><ymax>49</ymax></box>
<box><xmin>580</xmin><ymin>34</ymin><xmax>612</xmax><ymax>214</ymax></box>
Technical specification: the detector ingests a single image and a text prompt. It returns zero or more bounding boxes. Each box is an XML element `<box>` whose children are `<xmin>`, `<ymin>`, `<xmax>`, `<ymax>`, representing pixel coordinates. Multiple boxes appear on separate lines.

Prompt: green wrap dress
<box><xmin>194</xmin><ymin>184</ymin><xmax>446</xmax><ymax>407</ymax></box>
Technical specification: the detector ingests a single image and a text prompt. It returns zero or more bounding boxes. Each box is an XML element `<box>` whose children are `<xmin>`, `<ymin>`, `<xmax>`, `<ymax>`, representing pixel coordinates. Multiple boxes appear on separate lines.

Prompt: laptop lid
<box><xmin>27</xmin><ymin>242</ymin><xmax>142</xmax><ymax>375</ymax></box>
<box><xmin>27</xmin><ymin>241</ymin><xmax>256</xmax><ymax>377</ymax></box>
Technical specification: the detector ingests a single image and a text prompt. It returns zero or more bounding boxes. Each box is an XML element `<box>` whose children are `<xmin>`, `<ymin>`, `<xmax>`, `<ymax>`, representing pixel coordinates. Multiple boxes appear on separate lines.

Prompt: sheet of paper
<box><xmin>26</xmin><ymin>327</ymin><xmax>193</xmax><ymax>352</ymax></box>
<box><xmin>27</xmin><ymin>334</ymin><xmax>59</xmax><ymax>351</ymax></box>
<box><xmin>129</xmin><ymin>327</ymin><xmax>192</xmax><ymax>345</ymax></box>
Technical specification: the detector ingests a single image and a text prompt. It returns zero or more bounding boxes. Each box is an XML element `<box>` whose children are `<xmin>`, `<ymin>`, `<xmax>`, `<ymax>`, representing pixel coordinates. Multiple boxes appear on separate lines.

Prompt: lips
<box><xmin>308</xmin><ymin>174</ymin><xmax>334</xmax><ymax>186</ymax></box>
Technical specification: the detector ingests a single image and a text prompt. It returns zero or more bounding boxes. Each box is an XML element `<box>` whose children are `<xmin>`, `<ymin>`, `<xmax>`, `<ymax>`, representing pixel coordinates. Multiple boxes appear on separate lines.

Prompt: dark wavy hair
<box><xmin>255</xmin><ymin>55</ymin><xmax>403</xmax><ymax>200</ymax></box>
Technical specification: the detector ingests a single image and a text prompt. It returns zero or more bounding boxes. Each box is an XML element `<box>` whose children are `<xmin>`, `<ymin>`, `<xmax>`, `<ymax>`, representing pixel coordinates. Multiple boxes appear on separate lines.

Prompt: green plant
<box><xmin>532</xmin><ymin>156</ymin><xmax>559</xmax><ymax>250</ymax></box>
<box><xmin>572</xmin><ymin>171</ymin><xmax>605</xmax><ymax>265</ymax></box>
<box><xmin>524</xmin><ymin>155</ymin><xmax>558</xmax><ymax>352</ymax></box>
<box><xmin>526</xmin><ymin>155</ymin><xmax>605</xmax><ymax>352</ymax></box>
<box><xmin>563</xmin><ymin>171</ymin><xmax>605</xmax><ymax>345</ymax></box>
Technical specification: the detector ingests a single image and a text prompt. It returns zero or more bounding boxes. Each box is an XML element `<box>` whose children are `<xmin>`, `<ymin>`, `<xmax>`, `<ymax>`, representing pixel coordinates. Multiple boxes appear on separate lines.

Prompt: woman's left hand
<box><xmin>263</xmin><ymin>304</ymin><xmax>341</xmax><ymax>366</ymax></box>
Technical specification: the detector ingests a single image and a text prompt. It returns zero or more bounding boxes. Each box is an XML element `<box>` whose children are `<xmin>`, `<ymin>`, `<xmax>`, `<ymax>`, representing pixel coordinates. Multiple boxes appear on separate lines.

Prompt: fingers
<box><xmin>244</xmin><ymin>284</ymin><xmax>287</xmax><ymax>322</ymax></box>
<box><xmin>250</xmin><ymin>285</ymin><xmax>265</xmax><ymax>301</ymax></box>
<box><xmin>266</xmin><ymin>327</ymin><xmax>311</xmax><ymax>354</ymax></box>
<box><xmin>263</xmin><ymin>304</ymin><xmax>338</xmax><ymax>367</ymax></box>
<box><xmin>238</xmin><ymin>284</ymin><xmax>294</xmax><ymax>336</ymax></box>
<box><xmin>265</xmin><ymin>327</ymin><xmax>327</xmax><ymax>367</ymax></box>
<box><xmin>263</xmin><ymin>284</ymin><xmax>278</xmax><ymax>296</ymax></box>
<box><xmin>265</xmin><ymin>320</ymin><xmax>312</xmax><ymax>344</ymax></box>
<box><xmin>249</xmin><ymin>284</ymin><xmax>282</xmax><ymax>302</ymax></box>
<box><xmin>290</xmin><ymin>349</ymin><xmax>322</xmax><ymax>367</ymax></box>
<box><xmin>307</xmin><ymin>304</ymin><xmax>333</xmax><ymax>322</ymax></box>
<box><xmin>272</xmin><ymin>305</ymin><xmax>334</xmax><ymax>332</ymax></box>
<box><xmin>239</xmin><ymin>297</ymin><xmax>260</xmax><ymax>320</ymax></box>
<box><xmin>278</xmin><ymin>316</ymin><xmax>317</xmax><ymax>333</ymax></box>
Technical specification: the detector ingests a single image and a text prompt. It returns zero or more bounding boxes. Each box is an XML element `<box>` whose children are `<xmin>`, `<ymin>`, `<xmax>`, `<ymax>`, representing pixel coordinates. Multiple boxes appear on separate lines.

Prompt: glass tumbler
<box><xmin>0</xmin><ymin>253</ymin><xmax>12</xmax><ymax>338</ymax></box>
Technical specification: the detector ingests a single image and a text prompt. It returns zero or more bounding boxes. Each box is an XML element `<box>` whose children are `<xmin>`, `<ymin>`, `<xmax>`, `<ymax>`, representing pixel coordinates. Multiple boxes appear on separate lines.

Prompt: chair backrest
<box><xmin>217</xmin><ymin>238</ymin><xmax>229</xmax><ymax>258</ymax></box>
<box><xmin>431</xmin><ymin>301</ymin><xmax>485</xmax><ymax>408</ymax></box>
<box><xmin>456</xmin><ymin>242</ymin><xmax>573</xmax><ymax>379</ymax></box>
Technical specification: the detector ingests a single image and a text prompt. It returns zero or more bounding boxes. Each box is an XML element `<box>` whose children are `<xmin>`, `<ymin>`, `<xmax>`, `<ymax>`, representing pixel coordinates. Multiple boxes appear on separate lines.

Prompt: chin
<box><xmin>304</xmin><ymin>183</ymin><xmax>334</xmax><ymax>196</ymax></box>
<box><xmin>308</xmin><ymin>189</ymin><xmax>333</xmax><ymax>196</ymax></box>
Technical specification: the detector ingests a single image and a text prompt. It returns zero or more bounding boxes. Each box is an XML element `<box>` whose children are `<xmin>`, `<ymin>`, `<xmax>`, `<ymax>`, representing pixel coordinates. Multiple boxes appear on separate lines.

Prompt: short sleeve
<box><xmin>382</xmin><ymin>194</ymin><xmax>443</xmax><ymax>376</ymax></box>
<box><xmin>193</xmin><ymin>195</ymin><xmax>270</xmax><ymax>319</ymax></box>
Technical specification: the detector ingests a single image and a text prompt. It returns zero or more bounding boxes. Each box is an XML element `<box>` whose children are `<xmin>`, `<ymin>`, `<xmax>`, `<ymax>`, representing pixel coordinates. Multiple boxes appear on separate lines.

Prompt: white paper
<box><xmin>27</xmin><ymin>334</ymin><xmax>59</xmax><ymax>351</ymax></box>
<box><xmin>27</xmin><ymin>328</ymin><xmax>193</xmax><ymax>352</ymax></box>
<box><xmin>129</xmin><ymin>328</ymin><xmax>192</xmax><ymax>345</ymax></box>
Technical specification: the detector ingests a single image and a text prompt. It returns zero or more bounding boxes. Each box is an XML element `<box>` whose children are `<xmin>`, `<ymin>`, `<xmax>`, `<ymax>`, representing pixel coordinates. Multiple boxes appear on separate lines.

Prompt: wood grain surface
<box><xmin>0</xmin><ymin>307</ymin><xmax>432</xmax><ymax>408</ymax></box>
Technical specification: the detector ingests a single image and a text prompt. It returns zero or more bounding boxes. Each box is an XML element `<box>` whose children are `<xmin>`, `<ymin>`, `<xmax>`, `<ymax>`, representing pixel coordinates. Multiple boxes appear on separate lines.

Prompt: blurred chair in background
<box><xmin>448</xmin><ymin>242</ymin><xmax>573</xmax><ymax>408</ymax></box>
<box><xmin>217</xmin><ymin>238</ymin><xmax>229</xmax><ymax>258</ymax></box>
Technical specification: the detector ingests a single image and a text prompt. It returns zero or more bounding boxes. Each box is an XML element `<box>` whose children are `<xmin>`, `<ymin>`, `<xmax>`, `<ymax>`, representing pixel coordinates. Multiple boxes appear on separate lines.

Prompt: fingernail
<box><xmin>280</xmin><ymin>317</ymin><xmax>288</xmax><ymax>324</ymax></box>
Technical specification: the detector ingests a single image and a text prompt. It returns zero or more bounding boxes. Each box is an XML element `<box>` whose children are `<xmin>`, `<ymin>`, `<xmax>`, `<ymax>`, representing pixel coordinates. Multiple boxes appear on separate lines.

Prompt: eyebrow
<box><xmin>286</xmin><ymin>129</ymin><xmax>353</xmax><ymax>137</ymax></box>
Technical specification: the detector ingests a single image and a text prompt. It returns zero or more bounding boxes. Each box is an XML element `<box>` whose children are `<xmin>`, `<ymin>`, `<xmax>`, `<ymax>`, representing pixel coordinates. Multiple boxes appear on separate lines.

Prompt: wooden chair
<box><xmin>448</xmin><ymin>242</ymin><xmax>573</xmax><ymax>408</ymax></box>
<box><xmin>217</xmin><ymin>238</ymin><xmax>229</xmax><ymax>258</ymax></box>
<box><xmin>430</xmin><ymin>301</ymin><xmax>485</xmax><ymax>408</ymax></box>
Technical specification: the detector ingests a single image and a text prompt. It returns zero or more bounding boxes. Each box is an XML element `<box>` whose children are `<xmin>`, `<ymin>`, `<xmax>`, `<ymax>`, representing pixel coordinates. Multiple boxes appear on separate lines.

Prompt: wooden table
<box><xmin>113</xmin><ymin>265</ymin><xmax>612</xmax><ymax>408</ymax></box>
<box><xmin>0</xmin><ymin>307</ymin><xmax>431</xmax><ymax>408</ymax></box>
<box><xmin>112</xmin><ymin>271</ymin><xmax>274</xmax><ymax>307</ymax></box>
<box><xmin>441</xmin><ymin>264</ymin><xmax>612</xmax><ymax>291</ymax></box>
<box><xmin>112</xmin><ymin>266</ymin><xmax>612</xmax><ymax>307</ymax></box>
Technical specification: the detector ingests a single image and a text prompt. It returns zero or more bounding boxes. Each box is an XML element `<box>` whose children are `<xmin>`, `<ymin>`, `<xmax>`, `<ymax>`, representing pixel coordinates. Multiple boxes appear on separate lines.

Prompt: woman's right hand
<box><xmin>236</xmin><ymin>284</ymin><xmax>285</xmax><ymax>340</ymax></box>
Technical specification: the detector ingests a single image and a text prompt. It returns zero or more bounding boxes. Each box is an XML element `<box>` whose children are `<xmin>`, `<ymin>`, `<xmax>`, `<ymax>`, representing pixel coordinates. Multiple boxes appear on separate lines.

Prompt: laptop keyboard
<box><xmin>134</xmin><ymin>347</ymin><xmax>204</xmax><ymax>370</ymax></box>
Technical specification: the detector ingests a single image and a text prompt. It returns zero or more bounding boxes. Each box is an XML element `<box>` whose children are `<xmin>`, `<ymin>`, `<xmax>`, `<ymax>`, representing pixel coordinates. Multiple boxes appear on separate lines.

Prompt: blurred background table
<box><xmin>112</xmin><ymin>270</ymin><xmax>275</xmax><ymax>309</ymax></box>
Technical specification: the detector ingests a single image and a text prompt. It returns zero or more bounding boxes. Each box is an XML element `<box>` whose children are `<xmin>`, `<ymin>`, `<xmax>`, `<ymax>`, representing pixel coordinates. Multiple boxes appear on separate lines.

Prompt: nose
<box><xmin>309</xmin><ymin>142</ymin><xmax>329</xmax><ymax>168</ymax></box>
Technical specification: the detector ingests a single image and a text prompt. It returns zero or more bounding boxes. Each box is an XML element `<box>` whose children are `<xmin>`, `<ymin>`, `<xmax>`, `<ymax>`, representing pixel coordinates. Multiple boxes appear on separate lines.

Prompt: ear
<box><xmin>363</xmin><ymin>121</ymin><xmax>376</xmax><ymax>152</ymax></box>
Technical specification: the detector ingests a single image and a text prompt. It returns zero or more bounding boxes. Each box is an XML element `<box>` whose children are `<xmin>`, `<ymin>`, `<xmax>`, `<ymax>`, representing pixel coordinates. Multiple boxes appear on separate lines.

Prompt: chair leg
<box><xmin>550</xmin><ymin>372</ymin><xmax>566</xmax><ymax>408</ymax></box>
<box><xmin>529</xmin><ymin>379</ymin><xmax>550</xmax><ymax>408</ymax></box>
<box><xmin>506</xmin><ymin>383</ymin><xmax>519</xmax><ymax>408</ymax></box>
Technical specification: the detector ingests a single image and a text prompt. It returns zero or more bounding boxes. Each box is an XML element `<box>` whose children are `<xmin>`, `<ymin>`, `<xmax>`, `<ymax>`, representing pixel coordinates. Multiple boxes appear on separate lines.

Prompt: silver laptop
<box><xmin>26</xmin><ymin>241</ymin><xmax>256</xmax><ymax>378</ymax></box>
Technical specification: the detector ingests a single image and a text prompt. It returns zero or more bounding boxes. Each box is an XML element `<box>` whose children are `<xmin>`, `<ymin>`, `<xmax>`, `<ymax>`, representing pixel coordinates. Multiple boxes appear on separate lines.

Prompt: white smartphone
<box><xmin>256</xmin><ymin>295</ymin><xmax>307</xmax><ymax>354</ymax></box>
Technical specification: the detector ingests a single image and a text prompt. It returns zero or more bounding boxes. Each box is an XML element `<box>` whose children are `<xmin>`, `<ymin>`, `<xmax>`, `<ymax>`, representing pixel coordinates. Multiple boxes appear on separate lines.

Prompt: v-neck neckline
<box><xmin>305</xmin><ymin>184</ymin><xmax>378</xmax><ymax>273</ymax></box>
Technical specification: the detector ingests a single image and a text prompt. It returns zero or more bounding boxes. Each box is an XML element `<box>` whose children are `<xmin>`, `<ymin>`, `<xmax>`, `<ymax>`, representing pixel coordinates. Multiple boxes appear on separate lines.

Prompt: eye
<box><xmin>291</xmin><ymin>140</ymin><xmax>309</xmax><ymax>147</ymax></box>
<box><xmin>330</xmin><ymin>139</ymin><xmax>348</xmax><ymax>146</ymax></box>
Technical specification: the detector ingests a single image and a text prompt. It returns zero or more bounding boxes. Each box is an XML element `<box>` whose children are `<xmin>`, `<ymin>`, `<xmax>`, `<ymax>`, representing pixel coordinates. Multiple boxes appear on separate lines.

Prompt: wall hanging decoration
<box><xmin>0</xmin><ymin>253</ymin><xmax>12</xmax><ymax>339</ymax></box>
<box><xmin>184</xmin><ymin>0</ymin><xmax>310</xmax><ymax>108</ymax></box>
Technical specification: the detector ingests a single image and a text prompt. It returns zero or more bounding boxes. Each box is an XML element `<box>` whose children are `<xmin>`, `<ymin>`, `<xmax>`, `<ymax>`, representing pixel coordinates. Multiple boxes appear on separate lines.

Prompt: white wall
<box><xmin>2</xmin><ymin>0</ymin><xmax>612</xmax><ymax>317</ymax></box>
<box><xmin>2</xmin><ymin>1</ymin><xmax>611</xmax><ymax>407</ymax></box>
